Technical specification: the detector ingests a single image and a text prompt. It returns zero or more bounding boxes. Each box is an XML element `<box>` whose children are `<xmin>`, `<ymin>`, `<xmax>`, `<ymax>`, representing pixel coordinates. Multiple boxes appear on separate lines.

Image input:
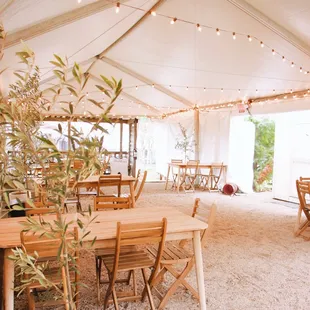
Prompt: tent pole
<box><xmin>120</xmin><ymin>121</ymin><xmax>123</xmax><ymax>159</ymax></box>
<box><xmin>194</xmin><ymin>110</ymin><xmax>200</xmax><ymax>161</ymax></box>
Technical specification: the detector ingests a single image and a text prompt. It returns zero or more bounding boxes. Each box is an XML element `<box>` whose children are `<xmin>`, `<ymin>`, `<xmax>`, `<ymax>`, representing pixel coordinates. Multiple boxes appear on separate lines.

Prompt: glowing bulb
<box><xmin>260</xmin><ymin>41</ymin><xmax>264</xmax><ymax>47</ymax></box>
<box><xmin>186</xmin><ymin>86</ymin><xmax>189</xmax><ymax>91</ymax></box>
<box><xmin>248</xmin><ymin>35</ymin><xmax>252</xmax><ymax>42</ymax></box>
<box><xmin>305</xmin><ymin>71</ymin><xmax>308</xmax><ymax>75</ymax></box>
<box><xmin>135</xmin><ymin>86</ymin><xmax>138</xmax><ymax>90</ymax></box>
<box><xmin>151</xmin><ymin>10</ymin><xmax>156</xmax><ymax>16</ymax></box>
<box><xmin>170</xmin><ymin>18</ymin><xmax>177</xmax><ymax>25</ymax></box>
<box><xmin>290</xmin><ymin>89</ymin><xmax>293</xmax><ymax>93</ymax></box>
<box><xmin>232</xmin><ymin>32</ymin><xmax>236</xmax><ymax>40</ymax></box>
<box><xmin>291</xmin><ymin>62</ymin><xmax>295</xmax><ymax>67</ymax></box>
<box><xmin>221</xmin><ymin>88</ymin><xmax>223</xmax><ymax>92</ymax></box>
<box><xmin>256</xmin><ymin>89</ymin><xmax>258</xmax><ymax>93</ymax></box>
<box><xmin>86</xmin><ymin>92</ymin><xmax>89</xmax><ymax>96</ymax></box>
<box><xmin>203</xmin><ymin>87</ymin><xmax>206</xmax><ymax>92</ymax></box>
<box><xmin>238</xmin><ymin>89</ymin><xmax>241</xmax><ymax>93</ymax></box>
<box><xmin>273</xmin><ymin>89</ymin><xmax>275</xmax><ymax>93</ymax></box>
<box><xmin>78</xmin><ymin>0</ymin><xmax>82</xmax><ymax>3</ymax></box>
<box><xmin>216</xmin><ymin>28</ymin><xmax>220</xmax><ymax>36</ymax></box>
<box><xmin>272</xmin><ymin>49</ymin><xmax>275</xmax><ymax>55</ymax></box>
<box><xmin>120</xmin><ymin>97</ymin><xmax>123</xmax><ymax>100</ymax></box>
<box><xmin>196</xmin><ymin>24</ymin><xmax>202</xmax><ymax>32</ymax></box>
<box><xmin>300</xmin><ymin>67</ymin><xmax>303</xmax><ymax>73</ymax></box>
<box><xmin>282</xmin><ymin>56</ymin><xmax>285</xmax><ymax>62</ymax></box>
<box><xmin>152</xmin><ymin>84</ymin><xmax>155</xmax><ymax>88</ymax></box>
<box><xmin>169</xmin><ymin>85</ymin><xmax>171</xmax><ymax>89</ymax></box>
<box><xmin>115</xmin><ymin>2</ymin><xmax>120</xmax><ymax>13</ymax></box>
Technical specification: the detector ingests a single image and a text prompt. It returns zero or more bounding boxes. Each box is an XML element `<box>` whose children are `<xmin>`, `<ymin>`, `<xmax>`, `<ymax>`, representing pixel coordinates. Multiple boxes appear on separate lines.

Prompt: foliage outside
<box><xmin>175</xmin><ymin>123</ymin><xmax>195</xmax><ymax>161</ymax></box>
<box><xmin>0</xmin><ymin>42</ymin><xmax>122</xmax><ymax>309</ymax></box>
<box><xmin>247</xmin><ymin>117</ymin><xmax>275</xmax><ymax>192</ymax></box>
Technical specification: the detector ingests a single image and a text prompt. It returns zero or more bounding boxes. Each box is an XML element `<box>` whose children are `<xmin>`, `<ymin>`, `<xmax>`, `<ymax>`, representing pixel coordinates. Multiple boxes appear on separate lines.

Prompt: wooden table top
<box><xmin>168</xmin><ymin>163</ymin><xmax>227</xmax><ymax>168</ymax></box>
<box><xmin>77</xmin><ymin>175</ymin><xmax>135</xmax><ymax>185</ymax></box>
<box><xmin>0</xmin><ymin>207</ymin><xmax>207</xmax><ymax>249</ymax></box>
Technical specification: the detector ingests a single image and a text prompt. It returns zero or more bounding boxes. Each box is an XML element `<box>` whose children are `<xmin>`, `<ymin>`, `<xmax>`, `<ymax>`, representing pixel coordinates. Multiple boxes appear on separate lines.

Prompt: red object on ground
<box><xmin>223</xmin><ymin>183</ymin><xmax>238</xmax><ymax>195</ymax></box>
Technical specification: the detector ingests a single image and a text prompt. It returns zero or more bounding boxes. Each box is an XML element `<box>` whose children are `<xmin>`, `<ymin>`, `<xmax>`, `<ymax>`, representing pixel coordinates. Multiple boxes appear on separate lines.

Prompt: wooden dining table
<box><xmin>1</xmin><ymin>207</ymin><xmax>208</xmax><ymax>310</ymax></box>
<box><xmin>165</xmin><ymin>163</ymin><xmax>227</xmax><ymax>193</ymax></box>
<box><xmin>77</xmin><ymin>175</ymin><xmax>137</xmax><ymax>207</ymax></box>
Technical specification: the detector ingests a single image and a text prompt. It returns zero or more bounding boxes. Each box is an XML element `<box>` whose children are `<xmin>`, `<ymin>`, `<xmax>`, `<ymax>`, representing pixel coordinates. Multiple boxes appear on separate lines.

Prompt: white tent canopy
<box><xmin>1</xmin><ymin>0</ymin><xmax>310</xmax><ymax>118</ymax></box>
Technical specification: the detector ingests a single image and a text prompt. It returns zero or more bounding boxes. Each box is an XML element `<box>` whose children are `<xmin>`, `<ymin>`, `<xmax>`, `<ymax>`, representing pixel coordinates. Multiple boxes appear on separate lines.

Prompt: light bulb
<box><xmin>273</xmin><ymin>89</ymin><xmax>275</xmax><ymax>93</ymax></box>
<box><xmin>256</xmin><ymin>89</ymin><xmax>258</xmax><ymax>93</ymax></box>
<box><xmin>216</xmin><ymin>28</ymin><xmax>220</xmax><ymax>36</ymax></box>
<box><xmin>135</xmin><ymin>86</ymin><xmax>138</xmax><ymax>90</ymax></box>
<box><xmin>272</xmin><ymin>49</ymin><xmax>275</xmax><ymax>55</ymax></box>
<box><xmin>291</xmin><ymin>62</ymin><xmax>295</xmax><ymax>67</ymax></box>
<box><xmin>232</xmin><ymin>32</ymin><xmax>236</xmax><ymax>40</ymax></box>
<box><xmin>186</xmin><ymin>86</ymin><xmax>189</xmax><ymax>91</ymax></box>
<box><xmin>260</xmin><ymin>41</ymin><xmax>264</xmax><ymax>47</ymax></box>
<box><xmin>169</xmin><ymin>85</ymin><xmax>171</xmax><ymax>89</ymax></box>
<box><xmin>248</xmin><ymin>35</ymin><xmax>252</xmax><ymax>42</ymax></box>
<box><xmin>170</xmin><ymin>18</ymin><xmax>177</xmax><ymax>25</ymax></box>
<box><xmin>78</xmin><ymin>0</ymin><xmax>82</xmax><ymax>3</ymax></box>
<box><xmin>290</xmin><ymin>89</ymin><xmax>293</xmax><ymax>93</ymax></box>
<box><xmin>115</xmin><ymin>2</ymin><xmax>120</xmax><ymax>13</ymax></box>
<box><xmin>238</xmin><ymin>89</ymin><xmax>241</xmax><ymax>93</ymax></box>
<box><xmin>300</xmin><ymin>67</ymin><xmax>303</xmax><ymax>73</ymax></box>
<box><xmin>151</xmin><ymin>10</ymin><xmax>156</xmax><ymax>16</ymax></box>
<box><xmin>196</xmin><ymin>24</ymin><xmax>202</xmax><ymax>32</ymax></box>
<box><xmin>221</xmin><ymin>88</ymin><xmax>223</xmax><ymax>92</ymax></box>
<box><xmin>203</xmin><ymin>87</ymin><xmax>206</xmax><ymax>92</ymax></box>
<box><xmin>282</xmin><ymin>56</ymin><xmax>285</xmax><ymax>62</ymax></box>
<box><xmin>152</xmin><ymin>84</ymin><xmax>155</xmax><ymax>88</ymax></box>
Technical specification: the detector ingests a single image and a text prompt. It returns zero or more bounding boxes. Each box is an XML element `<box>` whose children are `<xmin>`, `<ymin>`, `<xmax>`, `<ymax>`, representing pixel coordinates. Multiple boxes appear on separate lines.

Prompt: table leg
<box><xmin>193</xmin><ymin>231</ymin><xmax>206</xmax><ymax>310</ymax></box>
<box><xmin>164</xmin><ymin>165</ymin><xmax>170</xmax><ymax>190</ymax></box>
<box><xmin>3</xmin><ymin>249</ymin><xmax>14</xmax><ymax>310</ymax></box>
<box><xmin>130</xmin><ymin>182</ymin><xmax>136</xmax><ymax>208</ymax></box>
<box><xmin>177</xmin><ymin>166</ymin><xmax>181</xmax><ymax>194</ymax></box>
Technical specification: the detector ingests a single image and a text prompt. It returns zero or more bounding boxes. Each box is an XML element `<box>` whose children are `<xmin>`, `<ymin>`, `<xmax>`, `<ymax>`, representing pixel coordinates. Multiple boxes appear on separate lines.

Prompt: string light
<box><xmin>300</xmin><ymin>67</ymin><xmax>303</xmax><ymax>73</ymax></box>
<box><xmin>170</xmin><ymin>17</ymin><xmax>177</xmax><ymax>25</ymax></box>
<box><xmin>152</xmin><ymin>84</ymin><xmax>155</xmax><ymax>88</ymax></box>
<box><xmin>260</xmin><ymin>41</ymin><xmax>264</xmax><ymax>48</ymax></box>
<box><xmin>247</xmin><ymin>35</ymin><xmax>252</xmax><ymax>42</ymax></box>
<box><xmin>216</xmin><ymin>28</ymin><xmax>220</xmax><ymax>36</ymax></box>
<box><xmin>282</xmin><ymin>56</ymin><xmax>285</xmax><ymax>62</ymax></box>
<box><xmin>150</xmin><ymin>10</ymin><xmax>156</xmax><ymax>16</ymax></box>
<box><xmin>203</xmin><ymin>87</ymin><xmax>206</xmax><ymax>92</ymax></box>
<box><xmin>290</xmin><ymin>89</ymin><xmax>293</xmax><ymax>93</ymax></box>
<box><xmin>186</xmin><ymin>86</ymin><xmax>189</xmax><ymax>91</ymax></box>
<box><xmin>272</xmin><ymin>49</ymin><xmax>275</xmax><ymax>55</ymax></box>
<box><xmin>232</xmin><ymin>32</ymin><xmax>236</xmax><ymax>40</ymax></box>
<box><xmin>221</xmin><ymin>88</ymin><xmax>223</xmax><ymax>92</ymax></box>
<box><xmin>196</xmin><ymin>24</ymin><xmax>202</xmax><ymax>32</ymax></box>
<box><xmin>169</xmin><ymin>85</ymin><xmax>172</xmax><ymax>89</ymax></box>
<box><xmin>115</xmin><ymin>2</ymin><xmax>120</xmax><ymax>13</ymax></box>
<box><xmin>238</xmin><ymin>89</ymin><xmax>241</xmax><ymax>93</ymax></box>
<box><xmin>135</xmin><ymin>86</ymin><xmax>138</xmax><ymax>90</ymax></box>
<box><xmin>291</xmin><ymin>62</ymin><xmax>295</xmax><ymax>67</ymax></box>
<box><xmin>77</xmin><ymin>0</ymin><xmax>82</xmax><ymax>3</ymax></box>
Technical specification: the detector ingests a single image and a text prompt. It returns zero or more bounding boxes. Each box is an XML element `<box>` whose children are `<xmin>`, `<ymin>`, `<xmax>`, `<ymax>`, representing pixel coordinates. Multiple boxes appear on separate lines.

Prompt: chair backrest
<box><xmin>24</xmin><ymin>201</ymin><xmax>57</xmax><ymax>216</ymax></box>
<box><xmin>135</xmin><ymin>170</ymin><xmax>147</xmax><ymax>201</ymax></box>
<box><xmin>186</xmin><ymin>160</ymin><xmax>200</xmax><ymax>176</ymax></box>
<box><xmin>296</xmin><ymin>180</ymin><xmax>310</xmax><ymax>221</ymax></box>
<box><xmin>300</xmin><ymin>177</ymin><xmax>310</xmax><ymax>182</ymax></box>
<box><xmin>192</xmin><ymin>198</ymin><xmax>217</xmax><ymax>246</ymax></box>
<box><xmin>111</xmin><ymin>219</ymin><xmax>167</xmax><ymax>284</ymax></box>
<box><xmin>94</xmin><ymin>196</ymin><xmax>132</xmax><ymax>211</ymax></box>
<box><xmin>73</xmin><ymin>159</ymin><xmax>84</xmax><ymax>170</ymax></box>
<box><xmin>21</xmin><ymin>227</ymin><xmax>78</xmax><ymax>259</ymax></box>
<box><xmin>97</xmin><ymin>174</ymin><xmax>122</xmax><ymax>196</ymax></box>
<box><xmin>134</xmin><ymin>169</ymin><xmax>141</xmax><ymax>190</ymax></box>
<box><xmin>211</xmin><ymin>162</ymin><xmax>224</xmax><ymax>178</ymax></box>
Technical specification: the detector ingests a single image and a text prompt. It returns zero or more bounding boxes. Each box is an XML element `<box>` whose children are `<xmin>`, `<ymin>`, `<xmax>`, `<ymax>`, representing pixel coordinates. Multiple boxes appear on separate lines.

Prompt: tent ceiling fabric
<box><xmin>1</xmin><ymin>0</ymin><xmax>310</xmax><ymax>117</ymax></box>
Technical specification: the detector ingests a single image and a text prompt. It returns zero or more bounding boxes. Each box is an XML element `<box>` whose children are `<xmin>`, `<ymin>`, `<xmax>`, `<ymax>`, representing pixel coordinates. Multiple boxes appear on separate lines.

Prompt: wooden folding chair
<box><xmin>94</xmin><ymin>196</ymin><xmax>132</xmax><ymax>211</ymax></box>
<box><xmin>180</xmin><ymin>160</ymin><xmax>200</xmax><ymax>192</ymax></box>
<box><xmin>21</xmin><ymin>227</ymin><xmax>80</xmax><ymax>309</ymax></box>
<box><xmin>97</xmin><ymin>174</ymin><xmax>122</xmax><ymax>197</ymax></box>
<box><xmin>121</xmin><ymin>170</ymin><xmax>147</xmax><ymax>203</ymax></box>
<box><xmin>170</xmin><ymin>159</ymin><xmax>183</xmax><ymax>190</ymax></box>
<box><xmin>100</xmin><ymin>219</ymin><xmax>167</xmax><ymax>310</ymax></box>
<box><xmin>295</xmin><ymin>179</ymin><xmax>310</xmax><ymax>237</ymax></box>
<box><xmin>134</xmin><ymin>169</ymin><xmax>141</xmax><ymax>191</ymax></box>
<box><xmin>25</xmin><ymin>201</ymin><xmax>57</xmax><ymax>216</ymax></box>
<box><xmin>148</xmin><ymin>198</ymin><xmax>217</xmax><ymax>309</ymax></box>
<box><xmin>199</xmin><ymin>166</ymin><xmax>212</xmax><ymax>192</ymax></box>
<box><xmin>210</xmin><ymin>162</ymin><xmax>224</xmax><ymax>190</ymax></box>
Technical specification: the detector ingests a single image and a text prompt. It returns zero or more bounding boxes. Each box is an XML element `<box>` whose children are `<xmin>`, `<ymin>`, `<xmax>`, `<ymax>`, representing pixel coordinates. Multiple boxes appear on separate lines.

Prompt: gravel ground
<box><xmin>15</xmin><ymin>183</ymin><xmax>310</xmax><ymax>309</ymax></box>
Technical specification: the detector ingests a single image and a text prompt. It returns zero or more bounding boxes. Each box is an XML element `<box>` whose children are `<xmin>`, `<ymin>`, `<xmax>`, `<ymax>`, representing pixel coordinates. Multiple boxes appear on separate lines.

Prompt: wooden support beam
<box><xmin>99</xmin><ymin>0</ymin><xmax>165</xmax><ymax>57</ymax></box>
<box><xmin>0</xmin><ymin>0</ymin><xmax>15</xmax><ymax>16</ymax></box>
<box><xmin>5</xmin><ymin>0</ymin><xmax>129</xmax><ymax>49</ymax></box>
<box><xmin>133</xmin><ymin>120</ymin><xmax>138</xmax><ymax>177</ymax></box>
<box><xmin>120</xmin><ymin>121</ymin><xmax>123</xmax><ymax>158</ymax></box>
<box><xmin>89</xmin><ymin>74</ymin><xmax>161</xmax><ymax>114</ymax></box>
<box><xmin>194</xmin><ymin>109</ymin><xmax>199</xmax><ymax>161</ymax></box>
<box><xmin>226</xmin><ymin>0</ymin><xmax>310</xmax><ymax>57</ymax></box>
<box><xmin>100</xmin><ymin>57</ymin><xmax>194</xmax><ymax>108</ymax></box>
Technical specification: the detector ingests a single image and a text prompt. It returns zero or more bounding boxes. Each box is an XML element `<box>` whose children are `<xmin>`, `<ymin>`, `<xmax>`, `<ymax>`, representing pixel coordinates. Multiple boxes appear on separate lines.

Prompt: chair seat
<box><xmin>78</xmin><ymin>191</ymin><xmax>97</xmax><ymax>196</ymax></box>
<box><xmin>95</xmin><ymin>245</ymin><xmax>136</xmax><ymax>257</ymax></box>
<box><xmin>102</xmin><ymin>250</ymin><xmax>154</xmax><ymax>272</ymax></box>
<box><xmin>28</xmin><ymin>267</ymin><xmax>75</xmax><ymax>289</ymax></box>
<box><xmin>148</xmin><ymin>243</ymin><xmax>192</xmax><ymax>265</ymax></box>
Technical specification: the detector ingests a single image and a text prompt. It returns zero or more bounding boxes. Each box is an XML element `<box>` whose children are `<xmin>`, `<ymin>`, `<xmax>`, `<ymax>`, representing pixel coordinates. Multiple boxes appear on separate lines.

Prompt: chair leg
<box><xmin>96</xmin><ymin>256</ymin><xmax>102</xmax><ymax>303</ymax></box>
<box><xmin>158</xmin><ymin>262</ymin><xmax>196</xmax><ymax>310</ymax></box>
<box><xmin>27</xmin><ymin>289</ymin><xmax>35</xmax><ymax>310</ymax></box>
<box><xmin>132</xmin><ymin>270</ymin><xmax>137</xmax><ymax>296</ymax></box>
<box><xmin>141</xmin><ymin>268</ymin><xmax>156</xmax><ymax>310</ymax></box>
<box><xmin>103</xmin><ymin>284</ymin><xmax>112</xmax><ymax>310</ymax></box>
<box><xmin>112</xmin><ymin>287</ymin><xmax>120</xmax><ymax>310</ymax></box>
